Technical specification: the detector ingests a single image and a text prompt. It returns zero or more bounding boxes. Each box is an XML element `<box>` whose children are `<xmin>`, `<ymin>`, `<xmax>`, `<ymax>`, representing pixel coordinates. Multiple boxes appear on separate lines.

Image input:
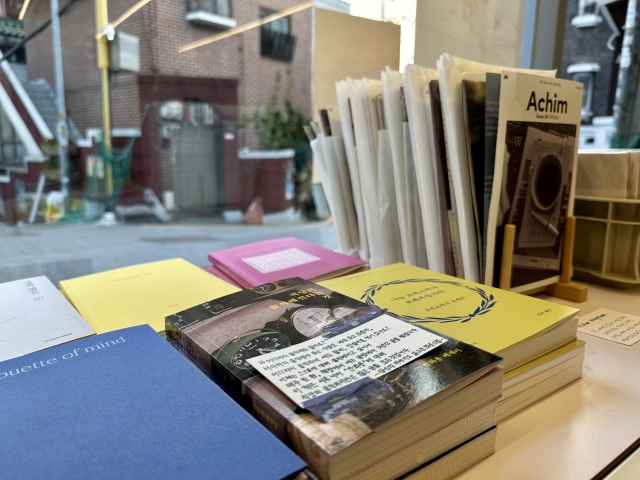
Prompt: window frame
<box><xmin>187</xmin><ymin>0</ymin><xmax>233</xmax><ymax>19</ymax></box>
<box><xmin>568</xmin><ymin>63</ymin><xmax>600</xmax><ymax>122</ymax></box>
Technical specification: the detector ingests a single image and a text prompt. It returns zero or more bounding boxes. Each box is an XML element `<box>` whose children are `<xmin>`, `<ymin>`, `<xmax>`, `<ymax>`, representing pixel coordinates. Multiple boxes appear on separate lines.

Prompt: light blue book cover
<box><xmin>0</xmin><ymin>325</ymin><xmax>306</xmax><ymax>480</ymax></box>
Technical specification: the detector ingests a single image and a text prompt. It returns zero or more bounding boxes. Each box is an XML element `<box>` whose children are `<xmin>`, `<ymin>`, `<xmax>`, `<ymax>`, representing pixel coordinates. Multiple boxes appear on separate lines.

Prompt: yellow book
<box><xmin>321</xmin><ymin>263</ymin><xmax>579</xmax><ymax>370</ymax></box>
<box><xmin>60</xmin><ymin>259</ymin><xmax>240</xmax><ymax>333</ymax></box>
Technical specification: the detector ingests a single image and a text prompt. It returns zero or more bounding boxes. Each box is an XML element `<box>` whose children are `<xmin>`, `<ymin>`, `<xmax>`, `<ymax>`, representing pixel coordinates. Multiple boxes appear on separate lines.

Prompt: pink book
<box><xmin>201</xmin><ymin>265</ymin><xmax>243</xmax><ymax>288</ymax></box>
<box><xmin>207</xmin><ymin>237</ymin><xmax>366</xmax><ymax>288</ymax></box>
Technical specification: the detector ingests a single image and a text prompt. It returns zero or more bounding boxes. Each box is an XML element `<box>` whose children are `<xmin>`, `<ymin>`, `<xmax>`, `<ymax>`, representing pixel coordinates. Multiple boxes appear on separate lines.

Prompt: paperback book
<box><xmin>428</xmin><ymin>79</ymin><xmax>459</xmax><ymax>277</ymax></box>
<box><xmin>60</xmin><ymin>258</ymin><xmax>239</xmax><ymax>333</ymax></box>
<box><xmin>484</xmin><ymin>72</ymin><xmax>583</xmax><ymax>291</ymax></box>
<box><xmin>0</xmin><ymin>325</ymin><xmax>306</xmax><ymax>479</ymax></box>
<box><xmin>208</xmin><ymin>237</ymin><xmax>365</xmax><ymax>289</ymax></box>
<box><xmin>462</xmin><ymin>79</ymin><xmax>486</xmax><ymax>281</ymax></box>
<box><xmin>166</xmin><ymin>278</ymin><xmax>502</xmax><ymax>479</ymax></box>
<box><xmin>321</xmin><ymin>263</ymin><xmax>579</xmax><ymax>371</ymax></box>
<box><xmin>0</xmin><ymin>276</ymin><xmax>94</xmax><ymax>362</ymax></box>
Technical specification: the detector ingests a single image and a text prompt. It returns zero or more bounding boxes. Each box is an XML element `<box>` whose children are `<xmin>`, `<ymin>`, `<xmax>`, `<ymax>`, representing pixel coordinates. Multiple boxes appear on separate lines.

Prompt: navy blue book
<box><xmin>0</xmin><ymin>325</ymin><xmax>306</xmax><ymax>480</ymax></box>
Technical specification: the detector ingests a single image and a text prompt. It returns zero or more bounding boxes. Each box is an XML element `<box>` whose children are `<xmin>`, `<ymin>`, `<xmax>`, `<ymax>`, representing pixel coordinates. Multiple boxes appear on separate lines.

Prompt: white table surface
<box><xmin>456</xmin><ymin>282</ymin><xmax>640</xmax><ymax>480</ymax></box>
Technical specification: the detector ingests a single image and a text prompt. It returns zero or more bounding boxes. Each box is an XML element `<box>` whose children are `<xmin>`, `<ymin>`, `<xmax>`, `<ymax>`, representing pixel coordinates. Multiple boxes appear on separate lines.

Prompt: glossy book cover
<box><xmin>166</xmin><ymin>278</ymin><xmax>501</xmax><ymax>452</ymax></box>
<box><xmin>207</xmin><ymin>237</ymin><xmax>365</xmax><ymax>288</ymax></box>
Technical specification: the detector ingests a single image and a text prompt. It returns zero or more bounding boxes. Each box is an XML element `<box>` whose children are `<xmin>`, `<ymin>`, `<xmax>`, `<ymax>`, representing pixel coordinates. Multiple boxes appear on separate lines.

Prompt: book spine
<box><xmin>484</xmin><ymin>73</ymin><xmax>500</xmax><ymax>284</ymax></box>
<box><xmin>428</xmin><ymin>80</ymin><xmax>456</xmax><ymax>276</ymax></box>
<box><xmin>244</xmin><ymin>379</ymin><xmax>297</xmax><ymax>444</ymax></box>
<box><xmin>448</xmin><ymin>210</ymin><xmax>463</xmax><ymax>279</ymax></box>
<box><xmin>165</xmin><ymin>319</ymin><xmax>251</xmax><ymax>409</ymax></box>
<box><xmin>165</xmin><ymin>321</ymin><xmax>212</xmax><ymax>378</ymax></box>
<box><xmin>441</xmin><ymin>109</ymin><xmax>465</xmax><ymax>279</ymax></box>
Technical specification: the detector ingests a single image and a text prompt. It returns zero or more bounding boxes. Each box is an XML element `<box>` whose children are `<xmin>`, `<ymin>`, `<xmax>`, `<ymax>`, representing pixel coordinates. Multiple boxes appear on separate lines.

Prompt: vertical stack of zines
<box><xmin>320</xmin><ymin>263</ymin><xmax>583</xmax><ymax>423</ymax></box>
<box><xmin>309</xmin><ymin>56</ymin><xmax>587</xmax><ymax>423</ymax></box>
<box><xmin>0</xmin><ymin>271</ymin><xmax>307</xmax><ymax>479</ymax></box>
<box><xmin>311</xmin><ymin>55</ymin><xmax>584</xmax><ymax>296</ymax></box>
<box><xmin>166</xmin><ymin>277</ymin><xmax>504</xmax><ymax>480</ymax></box>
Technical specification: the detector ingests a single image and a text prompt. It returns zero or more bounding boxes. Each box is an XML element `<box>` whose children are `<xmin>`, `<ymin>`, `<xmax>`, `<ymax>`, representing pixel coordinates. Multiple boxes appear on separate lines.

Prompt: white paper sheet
<box><xmin>318</xmin><ymin>135</ymin><xmax>359</xmax><ymax>257</ymax></box>
<box><xmin>578</xmin><ymin>308</ymin><xmax>640</xmax><ymax>346</ymax></box>
<box><xmin>402</xmin><ymin>122</ymin><xmax>429</xmax><ymax>268</ymax></box>
<box><xmin>377</xmin><ymin>129</ymin><xmax>404</xmax><ymax>265</ymax></box>
<box><xmin>336</xmin><ymin>81</ymin><xmax>369</xmax><ymax>262</ymax></box>
<box><xmin>349</xmin><ymin>78</ymin><xmax>385</xmax><ymax>267</ymax></box>
<box><xmin>382</xmin><ymin>68</ymin><xmax>412</xmax><ymax>263</ymax></box>
<box><xmin>403</xmin><ymin>65</ymin><xmax>445</xmax><ymax>273</ymax></box>
<box><xmin>248</xmin><ymin>314</ymin><xmax>446</xmax><ymax>407</ymax></box>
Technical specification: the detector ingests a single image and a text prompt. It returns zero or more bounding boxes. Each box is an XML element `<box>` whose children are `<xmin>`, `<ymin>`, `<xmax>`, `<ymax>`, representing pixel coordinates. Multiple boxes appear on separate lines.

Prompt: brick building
<box><xmin>560</xmin><ymin>0</ymin><xmax>628</xmax><ymax>148</ymax></box>
<box><xmin>20</xmin><ymin>0</ymin><xmax>313</xmax><ymax>214</ymax></box>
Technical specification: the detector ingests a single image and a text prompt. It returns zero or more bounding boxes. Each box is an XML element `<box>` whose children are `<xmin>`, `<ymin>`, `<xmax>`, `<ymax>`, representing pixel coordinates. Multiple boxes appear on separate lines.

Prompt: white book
<box><xmin>349</xmin><ymin>78</ymin><xmax>387</xmax><ymax>268</ymax></box>
<box><xmin>402</xmin><ymin>121</ymin><xmax>430</xmax><ymax>268</ymax></box>
<box><xmin>403</xmin><ymin>65</ymin><xmax>445</xmax><ymax>272</ymax></box>
<box><xmin>381</xmin><ymin>67</ymin><xmax>413</xmax><ymax>264</ymax></box>
<box><xmin>437</xmin><ymin>54</ymin><xmax>555</xmax><ymax>282</ymax></box>
<box><xmin>0</xmin><ymin>276</ymin><xmax>95</xmax><ymax>362</ymax></box>
<box><xmin>336</xmin><ymin>81</ymin><xmax>369</xmax><ymax>262</ymax></box>
<box><xmin>485</xmin><ymin>72</ymin><xmax>583</xmax><ymax>292</ymax></box>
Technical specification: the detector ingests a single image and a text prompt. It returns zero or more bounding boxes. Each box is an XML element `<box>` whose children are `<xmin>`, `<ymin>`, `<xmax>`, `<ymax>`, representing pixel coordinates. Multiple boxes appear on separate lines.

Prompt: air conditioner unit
<box><xmin>110</xmin><ymin>32</ymin><xmax>140</xmax><ymax>73</ymax></box>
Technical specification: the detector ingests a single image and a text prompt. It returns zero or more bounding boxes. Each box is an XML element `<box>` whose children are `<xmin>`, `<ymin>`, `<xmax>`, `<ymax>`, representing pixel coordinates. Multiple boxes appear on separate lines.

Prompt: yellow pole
<box><xmin>95</xmin><ymin>0</ymin><xmax>112</xmax><ymax>197</ymax></box>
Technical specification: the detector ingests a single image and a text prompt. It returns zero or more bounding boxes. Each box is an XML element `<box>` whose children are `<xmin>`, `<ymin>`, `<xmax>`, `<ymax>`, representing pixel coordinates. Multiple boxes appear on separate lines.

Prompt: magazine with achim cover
<box><xmin>485</xmin><ymin>72</ymin><xmax>583</xmax><ymax>292</ymax></box>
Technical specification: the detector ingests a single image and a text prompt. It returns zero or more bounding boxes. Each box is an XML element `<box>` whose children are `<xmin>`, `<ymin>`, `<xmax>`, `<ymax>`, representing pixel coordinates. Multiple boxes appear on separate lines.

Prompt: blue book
<box><xmin>0</xmin><ymin>325</ymin><xmax>306</xmax><ymax>480</ymax></box>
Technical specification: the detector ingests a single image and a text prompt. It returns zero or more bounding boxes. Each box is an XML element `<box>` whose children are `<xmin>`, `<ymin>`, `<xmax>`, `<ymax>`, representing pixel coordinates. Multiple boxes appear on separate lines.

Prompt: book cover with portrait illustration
<box><xmin>484</xmin><ymin>72</ymin><xmax>583</xmax><ymax>292</ymax></box>
<box><xmin>165</xmin><ymin>277</ymin><xmax>502</xmax><ymax>478</ymax></box>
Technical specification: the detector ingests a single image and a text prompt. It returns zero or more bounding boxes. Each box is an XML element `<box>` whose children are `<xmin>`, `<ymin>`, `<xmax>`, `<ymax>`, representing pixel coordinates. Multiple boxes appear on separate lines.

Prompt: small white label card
<box><xmin>248</xmin><ymin>315</ymin><xmax>447</xmax><ymax>407</ymax></box>
<box><xmin>578</xmin><ymin>308</ymin><xmax>640</xmax><ymax>346</ymax></box>
<box><xmin>242</xmin><ymin>248</ymin><xmax>320</xmax><ymax>274</ymax></box>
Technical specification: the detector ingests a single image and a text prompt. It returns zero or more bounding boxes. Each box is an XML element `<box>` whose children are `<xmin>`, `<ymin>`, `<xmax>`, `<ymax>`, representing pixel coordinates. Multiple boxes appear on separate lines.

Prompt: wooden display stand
<box><xmin>499</xmin><ymin>216</ymin><xmax>588</xmax><ymax>303</ymax></box>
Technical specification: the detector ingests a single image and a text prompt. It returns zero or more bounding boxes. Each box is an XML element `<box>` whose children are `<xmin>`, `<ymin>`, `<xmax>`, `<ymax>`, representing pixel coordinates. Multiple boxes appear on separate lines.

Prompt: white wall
<box><xmin>414</xmin><ymin>0</ymin><xmax>527</xmax><ymax>69</ymax></box>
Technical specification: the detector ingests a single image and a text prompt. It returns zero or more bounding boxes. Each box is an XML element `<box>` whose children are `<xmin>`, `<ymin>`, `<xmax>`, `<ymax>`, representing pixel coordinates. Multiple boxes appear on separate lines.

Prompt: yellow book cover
<box><xmin>60</xmin><ymin>259</ymin><xmax>240</xmax><ymax>333</ymax></box>
<box><xmin>321</xmin><ymin>263</ymin><xmax>579</xmax><ymax>368</ymax></box>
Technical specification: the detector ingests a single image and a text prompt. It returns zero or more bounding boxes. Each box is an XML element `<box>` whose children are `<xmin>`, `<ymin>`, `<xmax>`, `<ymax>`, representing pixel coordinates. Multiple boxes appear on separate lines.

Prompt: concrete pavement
<box><xmin>0</xmin><ymin>220</ymin><xmax>338</xmax><ymax>286</ymax></box>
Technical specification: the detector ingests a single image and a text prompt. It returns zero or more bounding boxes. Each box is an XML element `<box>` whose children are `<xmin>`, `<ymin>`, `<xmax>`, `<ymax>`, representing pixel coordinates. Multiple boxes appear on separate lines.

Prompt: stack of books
<box><xmin>313</xmin><ymin>55</ymin><xmax>584</xmax><ymax>295</ymax></box>
<box><xmin>321</xmin><ymin>263</ymin><xmax>583</xmax><ymax>422</ymax></box>
<box><xmin>0</xmin><ymin>242</ymin><xmax>584</xmax><ymax>479</ymax></box>
<box><xmin>166</xmin><ymin>277</ymin><xmax>502</xmax><ymax>479</ymax></box>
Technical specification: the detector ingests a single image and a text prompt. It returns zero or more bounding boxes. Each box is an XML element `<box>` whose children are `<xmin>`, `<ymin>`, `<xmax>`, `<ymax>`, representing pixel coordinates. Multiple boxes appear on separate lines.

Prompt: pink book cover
<box><xmin>207</xmin><ymin>237</ymin><xmax>365</xmax><ymax>288</ymax></box>
<box><xmin>201</xmin><ymin>265</ymin><xmax>243</xmax><ymax>289</ymax></box>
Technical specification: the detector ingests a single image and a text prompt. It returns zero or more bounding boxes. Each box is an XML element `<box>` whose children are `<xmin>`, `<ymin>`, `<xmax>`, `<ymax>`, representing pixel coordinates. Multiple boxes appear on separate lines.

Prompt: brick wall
<box><xmin>23</xmin><ymin>0</ymin><xmax>313</xmax><ymax>144</ymax></box>
<box><xmin>560</xmin><ymin>0</ymin><xmax>621</xmax><ymax>121</ymax></box>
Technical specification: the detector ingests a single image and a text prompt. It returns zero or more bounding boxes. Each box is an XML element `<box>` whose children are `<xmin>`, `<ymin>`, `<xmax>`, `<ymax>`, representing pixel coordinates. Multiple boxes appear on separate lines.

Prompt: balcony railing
<box><xmin>261</xmin><ymin>29</ymin><xmax>296</xmax><ymax>62</ymax></box>
<box><xmin>186</xmin><ymin>0</ymin><xmax>237</xmax><ymax>29</ymax></box>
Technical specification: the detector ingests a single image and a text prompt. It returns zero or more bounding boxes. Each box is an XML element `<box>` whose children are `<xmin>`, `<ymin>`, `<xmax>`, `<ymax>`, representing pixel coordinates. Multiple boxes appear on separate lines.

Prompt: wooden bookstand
<box><xmin>499</xmin><ymin>216</ymin><xmax>588</xmax><ymax>303</ymax></box>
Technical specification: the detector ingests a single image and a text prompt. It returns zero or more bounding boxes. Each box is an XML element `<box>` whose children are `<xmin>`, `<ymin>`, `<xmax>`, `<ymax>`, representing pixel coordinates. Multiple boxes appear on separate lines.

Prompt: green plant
<box><xmin>245</xmin><ymin>71</ymin><xmax>310</xmax><ymax>150</ymax></box>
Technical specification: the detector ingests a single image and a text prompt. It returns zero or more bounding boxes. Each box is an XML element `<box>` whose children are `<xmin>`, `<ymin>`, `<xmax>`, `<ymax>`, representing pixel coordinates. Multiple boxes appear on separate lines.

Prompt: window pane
<box><xmin>570</xmin><ymin>72</ymin><xmax>594</xmax><ymax>110</ymax></box>
<box><xmin>2</xmin><ymin>144</ymin><xmax>15</xmax><ymax>163</ymax></box>
<box><xmin>216</xmin><ymin>0</ymin><xmax>230</xmax><ymax>17</ymax></box>
<box><xmin>0</xmin><ymin>109</ymin><xmax>13</xmax><ymax>143</ymax></box>
<box><xmin>201</xmin><ymin>0</ymin><xmax>215</xmax><ymax>13</ymax></box>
